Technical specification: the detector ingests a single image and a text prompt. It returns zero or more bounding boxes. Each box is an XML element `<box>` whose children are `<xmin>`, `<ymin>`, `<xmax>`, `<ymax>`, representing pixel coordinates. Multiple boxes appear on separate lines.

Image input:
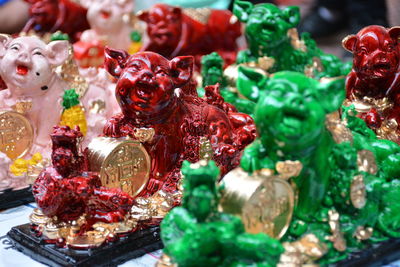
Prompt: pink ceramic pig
<box><xmin>79</xmin><ymin>0</ymin><xmax>134</xmax><ymax>50</ymax></box>
<box><xmin>0</xmin><ymin>35</ymin><xmax>69</xmax><ymax>155</ymax></box>
<box><xmin>0</xmin><ymin>152</ymin><xmax>12</xmax><ymax>191</ymax></box>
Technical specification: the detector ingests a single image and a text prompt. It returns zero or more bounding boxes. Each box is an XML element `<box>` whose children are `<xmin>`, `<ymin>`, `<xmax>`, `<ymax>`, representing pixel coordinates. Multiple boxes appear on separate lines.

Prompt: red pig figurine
<box><xmin>138</xmin><ymin>3</ymin><xmax>241</xmax><ymax>68</ymax></box>
<box><xmin>23</xmin><ymin>0</ymin><xmax>90</xmax><ymax>42</ymax></box>
<box><xmin>103</xmin><ymin>48</ymin><xmax>255</xmax><ymax>195</ymax></box>
<box><xmin>343</xmin><ymin>25</ymin><xmax>400</xmax><ymax>142</ymax></box>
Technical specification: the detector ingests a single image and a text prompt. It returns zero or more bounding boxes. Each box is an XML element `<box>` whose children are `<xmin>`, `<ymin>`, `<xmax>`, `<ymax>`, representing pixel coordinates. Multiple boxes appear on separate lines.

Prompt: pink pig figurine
<box><xmin>0</xmin><ymin>35</ymin><xmax>69</xmax><ymax>154</ymax></box>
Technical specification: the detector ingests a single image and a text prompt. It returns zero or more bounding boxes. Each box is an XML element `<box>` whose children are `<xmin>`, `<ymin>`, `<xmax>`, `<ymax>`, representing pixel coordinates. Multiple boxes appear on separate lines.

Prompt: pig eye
<box><xmin>358</xmin><ymin>47</ymin><xmax>367</xmax><ymax>55</ymax></box>
<box><xmin>156</xmin><ymin>69</ymin><xmax>167</xmax><ymax>77</ymax></box>
<box><xmin>10</xmin><ymin>46</ymin><xmax>19</xmax><ymax>51</ymax></box>
<box><xmin>33</xmin><ymin>51</ymin><xmax>43</xmax><ymax>56</ymax></box>
<box><xmin>387</xmin><ymin>45</ymin><xmax>395</xmax><ymax>52</ymax></box>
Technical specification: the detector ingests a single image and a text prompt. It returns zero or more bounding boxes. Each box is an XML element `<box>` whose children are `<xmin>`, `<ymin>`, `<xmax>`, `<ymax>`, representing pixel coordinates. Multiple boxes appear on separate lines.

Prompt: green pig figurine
<box><xmin>233</xmin><ymin>0</ymin><xmax>350</xmax><ymax>78</ymax></box>
<box><xmin>161</xmin><ymin>160</ymin><xmax>284</xmax><ymax>267</ymax></box>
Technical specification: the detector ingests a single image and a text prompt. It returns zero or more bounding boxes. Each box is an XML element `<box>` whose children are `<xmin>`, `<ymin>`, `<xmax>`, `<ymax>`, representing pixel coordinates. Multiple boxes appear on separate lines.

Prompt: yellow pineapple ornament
<box><xmin>128</xmin><ymin>31</ymin><xmax>142</xmax><ymax>55</ymax></box>
<box><xmin>10</xmin><ymin>152</ymin><xmax>43</xmax><ymax>176</ymax></box>
<box><xmin>60</xmin><ymin>89</ymin><xmax>87</xmax><ymax>135</ymax></box>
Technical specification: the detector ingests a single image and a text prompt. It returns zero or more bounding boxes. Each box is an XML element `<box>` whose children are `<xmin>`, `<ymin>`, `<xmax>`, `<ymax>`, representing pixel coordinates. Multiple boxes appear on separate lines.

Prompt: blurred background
<box><xmin>0</xmin><ymin>0</ymin><xmax>398</xmax><ymax>59</ymax></box>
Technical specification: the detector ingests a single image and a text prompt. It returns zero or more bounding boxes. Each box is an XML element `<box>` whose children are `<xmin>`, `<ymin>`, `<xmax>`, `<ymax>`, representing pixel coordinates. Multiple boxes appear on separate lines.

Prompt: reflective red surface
<box><xmin>138</xmin><ymin>3</ymin><xmax>241</xmax><ymax>68</ymax></box>
<box><xmin>103</xmin><ymin>49</ymin><xmax>256</xmax><ymax>196</ymax></box>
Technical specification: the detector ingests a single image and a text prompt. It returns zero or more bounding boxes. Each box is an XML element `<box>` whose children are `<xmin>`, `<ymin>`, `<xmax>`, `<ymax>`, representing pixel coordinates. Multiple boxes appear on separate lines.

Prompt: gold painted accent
<box><xmin>287</xmin><ymin>28</ymin><xmax>307</xmax><ymax>52</ymax></box>
<box><xmin>86</xmin><ymin>137</ymin><xmax>151</xmax><ymax>197</ymax></box>
<box><xmin>325</xmin><ymin>111</ymin><xmax>354</xmax><ymax>144</ymax></box>
<box><xmin>376</xmin><ymin>118</ymin><xmax>399</xmax><ymax>143</ymax></box>
<box><xmin>199</xmin><ymin>136</ymin><xmax>213</xmax><ymax>160</ymax></box>
<box><xmin>278</xmin><ymin>234</ymin><xmax>327</xmax><ymax>267</ymax></box>
<box><xmin>304</xmin><ymin>57</ymin><xmax>324</xmax><ymax>78</ymax></box>
<box><xmin>357</xmin><ymin>150</ymin><xmax>377</xmax><ymax>175</ymax></box>
<box><xmin>276</xmin><ymin>160</ymin><xmax>302</xmax><ymax>179</ymax></box>
<box><xmin>327</xmin><ymin>210</ymin><xmax>347</xmax><ymax>252</ymax></box>
<box><xmin>350</xmin><ymin>174</ymin><xmax>366</xmax><ymax>209</ymax></box>
<box><xmin>0</xmin><ymin>111</ymin><xmax>33</xmax><ymax>160</ymax></box>
<box><xmin>182</xmin><ymin>8</ymin><xmax>212</xmax><ymax>25</ymax></box>
<box><xmin>220</xmin><ymin>166</ymin><xmax>295</xmax><ymax>239</ymax></box>
<box><xmin>354</xmin><ymin>226</ymin><xmax>373</xmax><ymax>241</ymax></box>
<box><xmin>12</xmin><ymin>100</ymin><xmax>32</xmax><ymax>115</ymax></box>
<box><xmin>89</xmin><ymin>99</ymin><xmax>106</xmax><ymax>114</ymax></box>
<box><xmin>133</xmin><ymin>128</ymin><xmax>155</xmax><ymax>143</ymax></box>
<box><xmin>156</xmin><ymin>253</ymin><xmax>177</xmax><ymax>267</ymax></box>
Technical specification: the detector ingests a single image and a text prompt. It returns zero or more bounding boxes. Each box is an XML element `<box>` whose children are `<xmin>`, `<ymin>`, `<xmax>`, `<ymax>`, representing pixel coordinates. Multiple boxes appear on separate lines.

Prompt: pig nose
<box><xmin>17</xmin><ymin>51</ymin><xmax>30</xmax><ymax>62</ymax></box>
<box><xmin>139</xmin><ymin>70</ymin><xmax>155</xmax><ymax>83</ymax></box>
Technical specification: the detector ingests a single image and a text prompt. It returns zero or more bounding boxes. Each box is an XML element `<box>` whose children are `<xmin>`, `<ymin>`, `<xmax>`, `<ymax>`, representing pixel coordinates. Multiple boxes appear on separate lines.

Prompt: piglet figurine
<box><xmin>103</xmin><ymin>48</ymin><xmax>256</xmax><ymax>196</ymax></box>
<box><xmin>73</xmin><ymin>0</ymin><xmax>135</xmax><ymax>68</ymax></box>
<box><xmin>0</xmin><ymin>35</ymin><xmax>69</xmax><ymax>154</ymax></box>
<box><xmin>343</xmin><ymin>26</ymin><xmax>400</xmax><ymax>142</ymax></box>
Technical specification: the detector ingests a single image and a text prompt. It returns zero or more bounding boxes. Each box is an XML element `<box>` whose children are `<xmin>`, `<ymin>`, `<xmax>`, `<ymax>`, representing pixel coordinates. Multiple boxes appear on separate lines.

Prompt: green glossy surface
<box><xmin>239</xmin><ymin>71</ymin><xmax>400</xmax><ymax>264</ymax></box>
<box><xmin>200</xmin><ymin>52</ymin><xmax>256</xmax><ymax>114</ymax></box>
<box><xmin>233</xmin><ymin>0</ymin><xmax>350</xmax><ymax>78</ymax></box>
<box><xmin>161</xmin><ymin>160</ymin><xmax>284</xmax><ymax>267</ymax></box>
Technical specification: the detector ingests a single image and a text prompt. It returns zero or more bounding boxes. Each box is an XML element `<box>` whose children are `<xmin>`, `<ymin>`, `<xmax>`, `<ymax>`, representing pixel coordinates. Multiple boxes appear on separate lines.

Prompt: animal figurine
<box><xmin>32</xmin><ymin>126</ymin><xmax>134</xmax><ymax>223</ymax></box>
<box><xmin>23</xmin><ymin>0</ymin><xmax>90</xmax><ymax>42</ymax></box>
<box><xmin>241</xmin><ymin>71</ymin><xmax>400</xmax><ymax>264</ymax></box>
<box><xmin>138</xmin><ymin>3</ymin><xmax>241</xmax><ymax>68</ymax></box>
<box><xmin>74</xmin><ymin>0</ymin><xmax>137</xmax><ymax>68</ymax></box>
<box><xmin>103</xmin><ymin>48</ymin><xmax>256</xmax><ymax>196</ymax></box>
<box><xmin>343</xmin><ymin>25</ymin><xmax>400</xmax><ymax>143</ymax></box>
<box><xmin>0</xmin><ymin>35</ymin><xmax>69</xmax><ymax>153</ymax></box>
<box><xmin>233</xmin><ymin>0</ymin><xmax>348</xmax><ymax>78</ymax></box>
<box><xmin>161</xmin><ymin>160</ymin><xmax>284</xmax><ymax>267</ymax></box>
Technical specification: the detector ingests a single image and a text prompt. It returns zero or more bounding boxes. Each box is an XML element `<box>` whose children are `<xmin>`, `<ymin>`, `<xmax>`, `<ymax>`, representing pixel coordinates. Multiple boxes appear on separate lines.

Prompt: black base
<box><xmin>0</xmin><ymin>187</ymin><xmax>34</xmax><ymax>210</ymax></box>
<box><xmin>333</xmin><ymin>238</ymin><xmax>400</xmax><ymax>267</ymax></box>
<box><xmin>7</xmin><ymin>223</ymin><xmax>163</xmax><ymax>267</ymax></box>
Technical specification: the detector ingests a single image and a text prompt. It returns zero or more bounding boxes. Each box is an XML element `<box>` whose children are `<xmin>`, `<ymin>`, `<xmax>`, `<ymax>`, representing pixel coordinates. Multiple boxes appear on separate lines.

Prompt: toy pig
<box><xmin>73</xmin><ymin>0</ymin><xmax>136</xmax><ymax>68</ymax></box>
<box><xmin>23</xmin><ymin>0</ymin><xmax>90</xmax><ymax>42</ymax></box>
<box><xmin>0</xmin><ymin>35</ymin><xmax>69</xmax><ymax>153</ymax></box>
<box><xmin>343</xmin><ymin>25</ymin><xmax>400</xmax><ymax>142</ymax></box>
<box><xmin>103</xmin><ymin>48</ymin><xmax>256</xmax><ymax>196</ymax></box>
<box><xmin>138</xmin><ymin>3</ymin><xmax>241</xmax><ymax>67</ymax></box>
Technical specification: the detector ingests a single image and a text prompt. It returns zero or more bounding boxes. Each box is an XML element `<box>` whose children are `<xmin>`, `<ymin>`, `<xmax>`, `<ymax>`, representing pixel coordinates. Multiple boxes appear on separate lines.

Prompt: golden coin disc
<box><xmin>87</xmin><ymin>137</ymin><xmax>151</xmax><ymax>197</ymax></box>
<box><xmin>0</xmin><ymin>111</ymin><xmax>33</xmax><ymax>160</ymax></box>
<box><xmin>220</xmin><ymin>168</ymin><xmax>294</xmax><ymax>239</ymax></box>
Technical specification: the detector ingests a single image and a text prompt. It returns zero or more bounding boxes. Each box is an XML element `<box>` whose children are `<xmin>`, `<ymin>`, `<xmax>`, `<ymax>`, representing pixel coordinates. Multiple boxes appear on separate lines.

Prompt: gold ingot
<box><xmin>87</xmin><ymin>137</ymin><xmax>151</xmax><ymax>197</ymax></box>
<box><xmin>0</xmin><ymin>111</ymin><xmax>33</xmax><ymax>160</ymax></box>
<box><xmin>219</xmin><ymin>168</ymin><xmax>294</xmax><ymax>239</ymax></box>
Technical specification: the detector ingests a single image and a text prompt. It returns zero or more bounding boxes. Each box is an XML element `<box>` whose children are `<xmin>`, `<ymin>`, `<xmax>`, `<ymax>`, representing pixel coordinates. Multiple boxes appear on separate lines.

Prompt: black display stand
<box><xmin>334</xmin><ymin>238</ymin><xmax>400</xmax><ymax>267</ymax></box>
<box><xmin>0</xmin><ymin>187</ymin><xmax>34</xmax><ymax>210</ymax></box>
<box><xmin>7</xmin><ymin>223</ymin><xmax>163</xmax><ymax>267</ymax></box>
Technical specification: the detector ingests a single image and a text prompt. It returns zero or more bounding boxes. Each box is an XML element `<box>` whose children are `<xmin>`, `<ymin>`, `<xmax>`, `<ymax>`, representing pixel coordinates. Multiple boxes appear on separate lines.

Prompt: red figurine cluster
<box><xmin>103</xmin><ymin>49</ymin><xmax>256</xmax><ymax>195</ymax></box>
<box><xmin>32</xmin><ymin>126</ymin><xmax>133</xmax><ymax>224</ymax></box>
<box><xmin>138</xmin><ymin>3</ymin><xmax>241</xmax><ymax>68</ymax></box>
<box><xmin>344</xmin><ymin>25</ymin><xmax>400</xmax><ymax>130</ymax></box>
<box><xmin>23</xmin><ymin>0</ymin><xmax>90</xmax><ymax>42</ymax></box>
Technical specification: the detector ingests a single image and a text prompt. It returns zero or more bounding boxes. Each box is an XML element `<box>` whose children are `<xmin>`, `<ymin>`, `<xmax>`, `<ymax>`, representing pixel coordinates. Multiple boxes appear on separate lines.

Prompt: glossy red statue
<box><xmin>344</xmin><ymin>25</ymin><xmax>400</xmax><ymax>131</ymax></box>
<box><xmin>138</xmin><ymin>3</ymin><xmax>241</xmax><ymax>68</ymax></box>
<box><xmin>103</xmin><ymin>48</ymin><xmax>256</xmax><ymax>195</ymax></box>
<box><xmin>23</xmin><ymin>0</ymin><xmax>90</xmax><ymax>42</ymax></box>
<box><xmin>32</xmin><ymin>126</ymin><xmax>133</xmax><ymax>224</ymax></box>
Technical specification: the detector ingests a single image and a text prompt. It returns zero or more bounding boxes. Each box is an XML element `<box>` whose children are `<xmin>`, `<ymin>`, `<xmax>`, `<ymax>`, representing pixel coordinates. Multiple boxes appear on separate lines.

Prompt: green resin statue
<box><xmin>233</xmin><ymin>0</ymin><xmax>350</xmax><ymax>78</ymax></box>
<box><xmin>199</xmin><ymin>52</ymin><xmax>255</xmax><ymax>114</ymax></box>
<box><xmin>161</xmin><ymin>160</ymin><xmax>284</xmax><ymax>267</ymax></box>
<box><xmin>240</xmin><ymin>71</ymin><xmax>400</xmax><ymax>264</ymax></box>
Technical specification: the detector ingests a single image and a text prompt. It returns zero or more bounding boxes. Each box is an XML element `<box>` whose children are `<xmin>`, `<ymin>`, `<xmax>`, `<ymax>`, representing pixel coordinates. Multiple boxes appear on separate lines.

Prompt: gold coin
<box><xmin>220</xmin><ymin>168</ymin><xmax>294</xmax><ymax>239</ymax></box>
<box><xmin>0</xmin><ymin>111</ymin><xmax>33</xmax><ymax>159</ymax></box>
<box><xmin>87</xmin><ymin>137</ymin><xmax>151</xmax><ymax>197</ymax></box>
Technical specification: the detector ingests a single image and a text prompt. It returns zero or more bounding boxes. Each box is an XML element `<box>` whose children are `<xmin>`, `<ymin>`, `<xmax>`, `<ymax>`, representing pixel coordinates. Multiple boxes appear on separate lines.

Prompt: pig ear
<box><xmin>389</xmin><ymin>26</ymin><xmax>400</xmax><ymax>44</ymax></box>
<box><xmin>104</xmin><ymin>47</ymin><xmax>129</xmax><ymax>78</ymax></box>
<box><xmin>79</xmin><ymin>0</ymin><xmax>92</xmax><ymax>8</ymax></box>
<box><xmin>233</xmin><ymin>0</ymin><xmax>253</xmax><ymax>23</ymax></box>
<box><xmin>0</xmin><ymin>34</ymin><xmax>10</xmax><ymax>58</ymax></box>
<box><xmin>137</xmin><ymin>10</ymin><xmax>149</xmax><ymax>22</ymax></box>
<box><xmin>119</xmin><ymin>0</ymin><xmax>134</xmax><ymax>13</ymax></box>
<box><xmin>46</xmin><ymin>41</ymin><xmax>69</xmax><ymax>66</ymax></box>
<box><xmin>170</xmin><ymin>56</ymin><xmax>193</xmax><ymax>88</ymax></box>
<box><xmin>171</xmin><ymin>7</ymin><xmax>182</xmax><ymax>19</ymax></box>
<box><xmin>342</xmin><ymin>34</ymin><xmax>358</xmax><ymax>53</ymax></box>
<box><xmin>283</xmin><ymin>6</ymin><xmax>300</xmax><ymax>27</ymax></box>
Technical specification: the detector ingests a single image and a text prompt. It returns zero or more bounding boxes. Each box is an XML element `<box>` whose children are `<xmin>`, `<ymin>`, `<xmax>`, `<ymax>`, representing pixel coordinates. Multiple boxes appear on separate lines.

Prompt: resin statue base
<box><xmin>7</xmin><ymin>224</ymin><xmax>162</xmax><ymax>267</ymax></box>
<box><xmin>335</xmin><ymin>238</ymin><xmax>400</xmax><ymax>267</ymax></box>
<box><xmin>0</xmin><ymin>187</ymin><xmax>34</xmax><ymax>210</ymax></box>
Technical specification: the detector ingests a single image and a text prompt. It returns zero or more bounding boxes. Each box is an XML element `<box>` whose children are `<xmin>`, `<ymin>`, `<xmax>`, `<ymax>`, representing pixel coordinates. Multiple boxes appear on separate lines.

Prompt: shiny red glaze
<box><xmin>23</xmin><ymin>0</ymin><xmax>90</xmax><ymax>42</ymax></box>
<box><xmin>103</xmin><ymin>49</ymin><xmax>256</xmax><ymax>196</ymax></box>
<box><xmin>344</xmin><ymin>25</ymin><xmax>400</xmax><ymax>127</ymax></box>
<box><xmin>138</xmin><ymin>3</ymin><xmax>241</xmax><ymax>68</ymax></box>
<box><xmin>32</xmin><ymin>126</ymin><xmax>134</xmax><ymax>224</ymax></box>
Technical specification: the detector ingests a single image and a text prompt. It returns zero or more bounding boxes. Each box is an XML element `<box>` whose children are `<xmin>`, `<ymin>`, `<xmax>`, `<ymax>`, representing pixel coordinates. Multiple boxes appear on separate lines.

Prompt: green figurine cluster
<box><xmin>161</xmin><ymin>160</ymin><xmax>284</xmax><ymax>267</ymax></box>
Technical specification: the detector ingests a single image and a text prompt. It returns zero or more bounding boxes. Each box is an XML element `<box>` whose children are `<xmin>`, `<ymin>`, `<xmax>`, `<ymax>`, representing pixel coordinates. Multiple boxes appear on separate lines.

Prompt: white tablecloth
<box><xmin>0</xmin><ymin>203</ymin><xmax>160</xmax><ymax>267</ymax></box>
